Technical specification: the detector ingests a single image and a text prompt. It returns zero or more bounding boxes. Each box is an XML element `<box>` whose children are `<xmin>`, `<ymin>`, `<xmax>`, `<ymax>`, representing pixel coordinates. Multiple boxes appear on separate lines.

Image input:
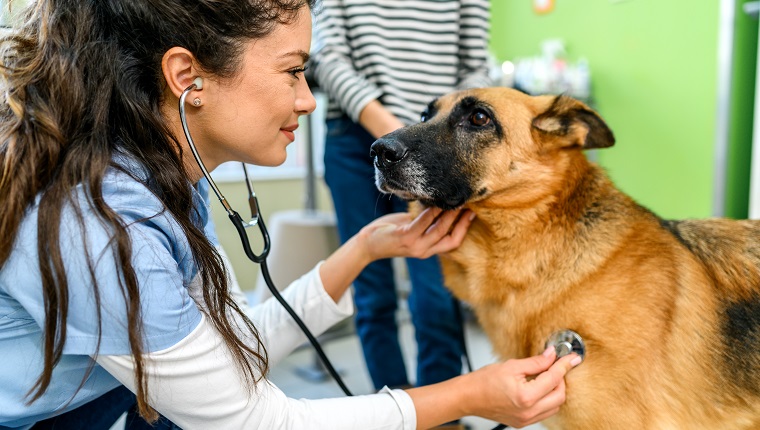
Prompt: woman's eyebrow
<box><xmin>280</xmin><ymin>50</ymin><xmax>310</xmax><ymax>63</ymax></box>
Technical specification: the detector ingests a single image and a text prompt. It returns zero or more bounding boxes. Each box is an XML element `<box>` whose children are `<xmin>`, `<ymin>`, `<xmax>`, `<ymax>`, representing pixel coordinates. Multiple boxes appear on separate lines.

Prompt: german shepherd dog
<box><xmin>371</xmin><ymin>87</ymin><xmax>760</xmax><ymax>429</ymax></box>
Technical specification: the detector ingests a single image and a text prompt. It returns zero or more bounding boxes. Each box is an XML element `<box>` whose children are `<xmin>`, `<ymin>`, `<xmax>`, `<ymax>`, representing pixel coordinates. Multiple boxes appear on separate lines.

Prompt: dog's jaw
<box><xmin>375</xmin><ymin>170</ymin><xmax>472</xmax><ymax>210</ymax></box>
<box><xmin>374</xmin><ymin>158</ymin><xmax>435</xmax><ymax>200</ymax></box>
<box><xmin>374</xmin><ymin>178</ymin><xmax>418</xmax><ymax>201</ymax></box>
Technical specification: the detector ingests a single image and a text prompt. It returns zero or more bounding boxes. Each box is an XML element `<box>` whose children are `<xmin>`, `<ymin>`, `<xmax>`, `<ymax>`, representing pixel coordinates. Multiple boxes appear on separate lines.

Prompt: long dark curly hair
<box><xmin>0</xmin><ymin>0</ymin><xmax>315</xmax><ymax>421</ymax></box>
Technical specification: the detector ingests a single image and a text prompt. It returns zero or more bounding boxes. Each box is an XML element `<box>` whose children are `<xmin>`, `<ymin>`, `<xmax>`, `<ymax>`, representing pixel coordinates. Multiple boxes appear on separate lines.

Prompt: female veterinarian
<box><xmin>0</xmin><ymin>1</ymin><xmax>580</xmax><ymax>429</ymax></box>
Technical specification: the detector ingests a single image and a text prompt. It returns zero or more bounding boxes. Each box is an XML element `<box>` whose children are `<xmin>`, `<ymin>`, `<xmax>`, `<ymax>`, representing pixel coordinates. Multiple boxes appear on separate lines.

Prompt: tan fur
<box><xmin>399</xmin><ymin>88</ymin><xmax>760</xmax><ymax>429</ymax></box>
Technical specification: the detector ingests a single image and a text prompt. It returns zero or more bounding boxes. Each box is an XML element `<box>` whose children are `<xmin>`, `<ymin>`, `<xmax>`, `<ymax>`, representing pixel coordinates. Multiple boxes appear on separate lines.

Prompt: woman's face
<box><xmin>190</xmin><ymin>6</ymin><xmax>316</xmax><ymax>171</ymax></box>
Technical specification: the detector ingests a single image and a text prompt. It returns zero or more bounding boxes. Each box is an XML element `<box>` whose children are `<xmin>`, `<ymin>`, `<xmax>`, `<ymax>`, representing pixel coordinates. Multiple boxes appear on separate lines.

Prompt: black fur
<box><xmin>722</xmin><ymin>295</ymin><xmax>760</xmax><ymax>394</ymax></box>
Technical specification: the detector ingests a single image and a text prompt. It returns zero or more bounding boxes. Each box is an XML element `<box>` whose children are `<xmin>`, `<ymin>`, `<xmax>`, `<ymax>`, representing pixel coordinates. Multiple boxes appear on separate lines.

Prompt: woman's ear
<box><xmin>161</xmin><ymin>47</ymin><xmax>202</xmax><ymax>100</ymax></box>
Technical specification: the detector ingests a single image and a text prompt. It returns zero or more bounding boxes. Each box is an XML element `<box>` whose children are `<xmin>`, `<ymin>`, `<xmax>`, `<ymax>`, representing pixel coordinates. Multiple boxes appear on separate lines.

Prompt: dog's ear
<box><xmin>531</xmin><ymin>95</ymin><xmax>615</xmax><ymax>150</ymax></box>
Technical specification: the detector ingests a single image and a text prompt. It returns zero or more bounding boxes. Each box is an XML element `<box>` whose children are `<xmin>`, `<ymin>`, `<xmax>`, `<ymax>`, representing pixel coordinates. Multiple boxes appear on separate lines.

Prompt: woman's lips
<box><xmin>281</xmin><ymin>124</ymin><xmax>298</xmax><ymax>142</ymax></box>
<box><xmin>281</xmin><ymin>129</ymin><xmax>295</xmax><ymax>141</ymax></box>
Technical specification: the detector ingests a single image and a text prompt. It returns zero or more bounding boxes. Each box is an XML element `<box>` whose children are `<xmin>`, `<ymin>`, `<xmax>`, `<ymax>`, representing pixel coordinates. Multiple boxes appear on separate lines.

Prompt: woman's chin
<box><xmin>250</xmin><ymin>153</ymin><xmax>288</xmax><ymax>167</ymax></box>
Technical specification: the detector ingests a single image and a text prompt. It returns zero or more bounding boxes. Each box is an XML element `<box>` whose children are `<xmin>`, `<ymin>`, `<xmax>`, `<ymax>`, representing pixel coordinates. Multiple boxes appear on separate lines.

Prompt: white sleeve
<box><xmin>241</xmin><ymin>261</ymin><xmax>354</xmax><ymax>365</ymax></box>
<box><xmin>188</xmin><ymin>259</ymin><xmax>353</xmax><ymax>366</ymax></box>
<box><xmin>96</xmin><ymin>315</ymin><xmax>416</xmax><ymax>430</ymax></box>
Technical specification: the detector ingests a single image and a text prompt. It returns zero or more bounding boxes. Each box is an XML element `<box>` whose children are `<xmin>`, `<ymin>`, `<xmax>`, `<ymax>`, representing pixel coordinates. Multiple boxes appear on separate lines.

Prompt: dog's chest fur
<box><xmin>438</xmin><ymin>168</ymin><xmax>636</xmax><ymax>355</ymax></box>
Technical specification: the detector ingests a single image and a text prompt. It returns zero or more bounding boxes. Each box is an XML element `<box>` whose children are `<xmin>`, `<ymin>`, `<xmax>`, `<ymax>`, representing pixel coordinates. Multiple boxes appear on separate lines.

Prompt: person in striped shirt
<box><xmin>311</xmin><ymin>2</ymin><xmax>493</xmax><ymax>427</ymax></box>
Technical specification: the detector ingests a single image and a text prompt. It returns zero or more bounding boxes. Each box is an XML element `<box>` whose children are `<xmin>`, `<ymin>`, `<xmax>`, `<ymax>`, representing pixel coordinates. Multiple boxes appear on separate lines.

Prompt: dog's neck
<box><xmin>469</xmin><ymin>157</ymin><xmax>621</xmax><ymax>237</ymax></box>
<box><xmin>451</xmin><ymin>156</ymin><xmax>639</xmax><ymax>300</ymax></box>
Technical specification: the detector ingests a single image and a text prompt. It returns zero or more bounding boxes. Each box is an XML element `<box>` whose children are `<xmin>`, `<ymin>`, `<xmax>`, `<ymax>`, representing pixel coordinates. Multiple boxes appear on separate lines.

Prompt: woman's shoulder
<box><xmin>101</xmin><ymin>158</ymin><xmax>167</xmax><ymax>218</ymax></box>
<box><xmin>0</xmin><ymin>157</ymin><xmax>202</xmax><ymax>355</ymax></box>
<box><xmin>5</xmin><ymin>158</ymin><xmax>183</xmax><ymax>271</ymax></box>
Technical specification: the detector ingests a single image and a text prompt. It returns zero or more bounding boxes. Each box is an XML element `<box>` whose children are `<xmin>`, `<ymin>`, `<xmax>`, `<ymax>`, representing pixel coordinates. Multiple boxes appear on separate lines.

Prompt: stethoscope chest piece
<box><xmin>545</xmin><ymin>329</ymin><xmax>585</xmax><ymax>362</ymax></box>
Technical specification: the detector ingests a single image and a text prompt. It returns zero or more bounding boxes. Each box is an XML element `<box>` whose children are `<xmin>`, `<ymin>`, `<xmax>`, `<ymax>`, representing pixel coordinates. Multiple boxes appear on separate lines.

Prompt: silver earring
<box><xmin>193</xmin><ymin>98</ymin><xmax>201</xmax><ymax>106</ymax></box>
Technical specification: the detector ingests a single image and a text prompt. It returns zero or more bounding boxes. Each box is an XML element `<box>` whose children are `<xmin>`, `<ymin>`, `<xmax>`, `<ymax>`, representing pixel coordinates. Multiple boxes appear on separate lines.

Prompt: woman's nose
<box><xmin>296</xmin><ymin>80</ymin><xmax>317</xmax><ymax>115</ymax></box>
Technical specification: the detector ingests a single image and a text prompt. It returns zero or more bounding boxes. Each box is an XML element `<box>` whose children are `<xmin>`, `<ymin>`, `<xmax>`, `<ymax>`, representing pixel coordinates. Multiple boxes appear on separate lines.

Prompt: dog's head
<box><xmin>371</xmin><ymin>87</ymin><xmax>615</xmax><ymax>210</ymax></box>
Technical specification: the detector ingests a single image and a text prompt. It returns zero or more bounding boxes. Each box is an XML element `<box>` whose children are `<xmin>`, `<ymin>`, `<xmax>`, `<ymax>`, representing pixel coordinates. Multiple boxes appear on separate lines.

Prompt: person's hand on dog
<box><xmin>406</xmin><ymin>347</ymin><xmax>581</xmax><ymax>429</ymax></box>
<box><xmin>467</xmin><ymin>347</ymin><xmax>581</xmax><ymax>428</ymax></box>
<box><xmin>358</xmin><ymin>206</ymin><xmax>475</xmax><ymax>261</ymax></box>
<box><xmin>319</xmin><ymin>207</ymin><xmax>474</xmax><ymax>302</ymax></box>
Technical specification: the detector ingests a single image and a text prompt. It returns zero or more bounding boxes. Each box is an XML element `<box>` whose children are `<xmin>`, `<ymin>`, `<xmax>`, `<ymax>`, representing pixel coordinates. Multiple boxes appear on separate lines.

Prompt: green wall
<box><xmin>491</xmin><ymin>0</ymin><xmax>757</xmax><ymax>219</ymax></box>
<box><xmin>727</xmin><ymin>3</ymin><xmax>758</xmax><ymax>218</ymax></box>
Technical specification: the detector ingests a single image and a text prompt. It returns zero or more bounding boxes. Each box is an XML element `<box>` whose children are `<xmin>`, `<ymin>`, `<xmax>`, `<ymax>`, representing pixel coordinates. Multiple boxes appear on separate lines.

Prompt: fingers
<box><xmin>401</xmin><ymin>207</ymin><xmax>448</xmax><ymax>237</ymax></box>
<box><xmin>524</xmin><ymin>353</ymin><xmax>580</xmax><ymax>402</ymax></box>
<box><xmin>510</xmin><ymin>347</ymin><xmax>557</xmax><ymax>376</ymax></box>
<box><xmin>405</xmin><ymin>206</ymin><xmax>443</xmax><ymax>235</ymax></box>
<box><xmin>421</xmin><ymin>209</ymin><xmax>460</xmax><ymax>242</ymax></box>
<box><xmin>417</xmin><ymin>209</ymin><xmax>475</xmax><ymax>255</ymax></box>
<box><xmin>422</xmin><ymin>207</ymin><xmax>457</xmax><ymax>235</ymax></box>
<box><xmin>510</xmin><ymin>390</ymin><xmax>564</xmax><ymax>429</ymax></box>
<box><xmin>524</xmin><ymin>378</ymin><xmax>566</xmax><ymax>422</ymax></box>
<box><xmin>373</xmin><ymin>207</ymin><xmax>474</xmax><ymax>259</ymax></box>
<box><xmin>500</xmin><ymin>353</ymin><xmax>577</xmax><ymax>428</ymax></box>
<box><xmin>522</xmin><ymin>405</ymin><xmax>562</xmax><ymax>427</ymax></box>
<box><xmin>447</xmin><ymin>210</ymin><xmax>475</xmax><ymax>243</ymax></box>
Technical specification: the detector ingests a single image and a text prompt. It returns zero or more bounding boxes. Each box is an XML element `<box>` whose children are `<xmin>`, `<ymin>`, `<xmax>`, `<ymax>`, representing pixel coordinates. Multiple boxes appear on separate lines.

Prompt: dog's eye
<box><xmin>470</xmin><ymin>110</ymin><xmax>491</xmax><ymax>127</ymax></box>
<box><xmin>421</xmin><ymin>112</ymin><xmax>429</xmax><ymax>123</ymax></box>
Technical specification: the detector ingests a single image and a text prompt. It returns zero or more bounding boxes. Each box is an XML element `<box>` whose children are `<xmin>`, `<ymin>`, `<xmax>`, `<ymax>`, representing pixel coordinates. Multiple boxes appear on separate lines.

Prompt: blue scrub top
<box><xmin>0</xmin><ymin>160</ymin><xmax>210</xmax><ymax>428</ymax></box>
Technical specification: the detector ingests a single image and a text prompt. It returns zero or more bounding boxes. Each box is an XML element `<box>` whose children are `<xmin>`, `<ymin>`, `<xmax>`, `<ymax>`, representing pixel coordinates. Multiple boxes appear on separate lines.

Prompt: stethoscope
<box><xmin>179</xmin><ymin>78</ymin><xmax>354</xmax><ymax>396</ymax></box>
<box><xmin>179</xmin><ymin>78</ymin><xmax>585</xmax><ymax>428</ymax></box>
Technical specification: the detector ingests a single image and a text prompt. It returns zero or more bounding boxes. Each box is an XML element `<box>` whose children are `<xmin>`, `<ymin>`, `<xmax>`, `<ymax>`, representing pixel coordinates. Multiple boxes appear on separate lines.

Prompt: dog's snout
<box><xmin>370</xmin><ymin>139</ymin><xmax>408</xmax><ymax>168</ymax></box>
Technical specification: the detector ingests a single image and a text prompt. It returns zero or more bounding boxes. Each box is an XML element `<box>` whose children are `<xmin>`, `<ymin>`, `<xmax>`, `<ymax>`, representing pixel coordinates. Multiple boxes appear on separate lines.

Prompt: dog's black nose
<box><xmin>370</xmin><ymin>138</ymin><xmax>408</xmax><ymax>168</ymax></box>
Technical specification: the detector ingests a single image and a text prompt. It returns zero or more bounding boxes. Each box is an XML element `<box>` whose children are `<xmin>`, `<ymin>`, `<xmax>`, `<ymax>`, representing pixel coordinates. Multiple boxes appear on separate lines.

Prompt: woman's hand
<box><xmin>319</xmin><ymin>207</ymin><xmax>474</xmax><ymax>302</ymax></box>
<box><xmin>465</xmin><ymin>348</ymin><xmax>581</xmax><ymax>427</ymax></box>
<box><xmin>407</xmin><ymin>348</ymin><xmax>581</xmax><ymax>429</ymax></box>
<box><xmin>357</xmin><ymin>207</ymin><xmax>475</xmax><ymax>262</ymax></box>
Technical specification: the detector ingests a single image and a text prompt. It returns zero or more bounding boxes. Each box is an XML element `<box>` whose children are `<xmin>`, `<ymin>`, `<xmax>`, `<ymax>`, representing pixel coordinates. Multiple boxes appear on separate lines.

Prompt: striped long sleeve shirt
<box><xmin>311</xmin><ymin>0</ymin><xmax>492</xmax><ymax>125</ymax></box>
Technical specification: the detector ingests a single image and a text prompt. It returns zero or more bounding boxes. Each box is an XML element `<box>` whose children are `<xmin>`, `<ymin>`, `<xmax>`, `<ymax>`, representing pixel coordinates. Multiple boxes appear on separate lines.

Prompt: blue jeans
<box><xmin>324</xmin><ymin>116</ymin><xmax>464</xmax><ymax>390</ymax></box>
<box><xmin>30</xmin><ymin>385</ymin><xmax>178</xmax><ymax>430</ymax></box>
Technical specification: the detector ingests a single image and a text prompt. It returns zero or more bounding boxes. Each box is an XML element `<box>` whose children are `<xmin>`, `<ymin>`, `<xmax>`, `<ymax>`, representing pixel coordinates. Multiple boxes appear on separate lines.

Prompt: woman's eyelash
<box><xmin>289</xmin><ymin>66</ymin><xmax>308</xmax><ymax>77</ymax></box>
